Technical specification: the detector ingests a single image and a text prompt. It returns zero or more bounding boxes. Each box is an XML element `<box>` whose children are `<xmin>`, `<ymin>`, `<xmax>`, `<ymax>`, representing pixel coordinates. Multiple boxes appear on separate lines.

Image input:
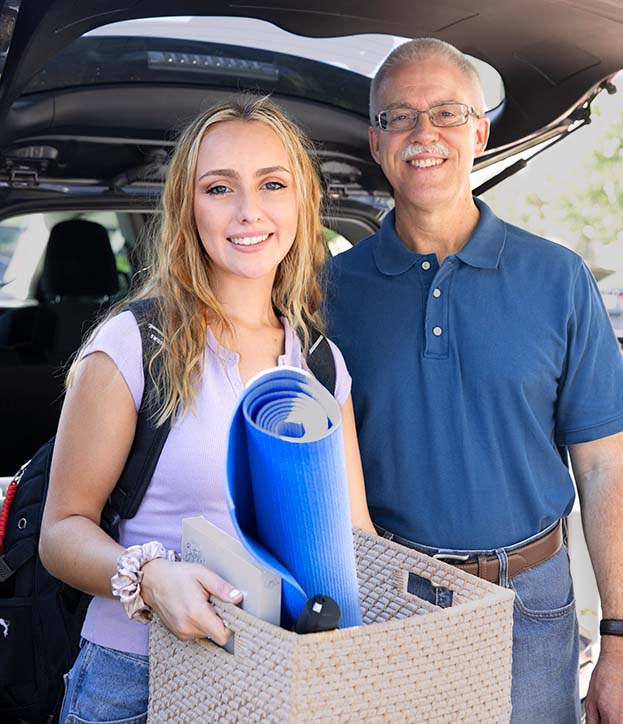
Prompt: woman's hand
<box><xmin>141</xmin><ymin>559</ymin><xmax>244</xmax><ymax>645</ymax></box>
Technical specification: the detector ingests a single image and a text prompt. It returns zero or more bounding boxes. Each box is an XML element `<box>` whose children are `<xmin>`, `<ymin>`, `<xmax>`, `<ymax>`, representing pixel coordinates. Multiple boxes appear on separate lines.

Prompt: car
<box><xmin>0</xmin><ymin>0</ymin><xmax>621</xmax><ymax>713</ymax></box>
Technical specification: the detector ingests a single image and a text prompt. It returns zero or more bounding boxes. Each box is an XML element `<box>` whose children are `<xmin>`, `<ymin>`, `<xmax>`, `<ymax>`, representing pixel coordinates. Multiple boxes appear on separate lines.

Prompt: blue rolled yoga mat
<box><xmin>226</xmin><ymin>366</ymin><xmax>362</xmax><ymax>629</ymax></box>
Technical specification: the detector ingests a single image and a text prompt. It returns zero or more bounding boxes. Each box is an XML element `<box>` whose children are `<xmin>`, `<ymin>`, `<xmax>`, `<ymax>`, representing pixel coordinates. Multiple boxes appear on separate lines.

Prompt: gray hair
<box><xmin>369</xmin><ymin>38</ymin><xmax>485</xmax><ymax>124</ymax></box>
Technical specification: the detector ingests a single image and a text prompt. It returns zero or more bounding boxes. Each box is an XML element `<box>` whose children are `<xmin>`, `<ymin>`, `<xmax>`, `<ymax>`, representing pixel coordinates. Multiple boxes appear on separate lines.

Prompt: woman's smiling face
<box><xmin>193</xmin><ymin>119</ymin><xmax>298</xmax><ymax>287</ymax></box>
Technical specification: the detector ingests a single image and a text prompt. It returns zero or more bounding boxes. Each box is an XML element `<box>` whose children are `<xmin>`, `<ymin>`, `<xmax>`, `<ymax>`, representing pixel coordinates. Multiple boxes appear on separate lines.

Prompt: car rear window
<box><xmin>22</xmin><ymin>16</ymin><xmax>504</xmax><ymax>115</ymax></box>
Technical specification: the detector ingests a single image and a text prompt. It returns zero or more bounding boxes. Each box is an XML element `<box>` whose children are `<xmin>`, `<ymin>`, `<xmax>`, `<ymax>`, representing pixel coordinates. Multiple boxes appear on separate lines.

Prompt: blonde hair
<box><xmin>370</xmin><ymin>38</ymin><xmax>485</xmax><ymax>123</ymax></box>
<box><xmin>69</xmin><ymin>95</ymin><xmax>326</xmax><ymax>425</ymax></box>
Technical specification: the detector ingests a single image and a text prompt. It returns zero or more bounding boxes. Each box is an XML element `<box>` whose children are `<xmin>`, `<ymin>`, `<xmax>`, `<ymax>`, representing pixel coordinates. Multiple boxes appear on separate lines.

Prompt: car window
<box><xmin>0</xmin><ymin>210</ymin><xmax>363</xmax><ymax>304</ymax></box>
<box><xmin>0</xmin><ymin>211</ymin><xmax>133</xmax><ymax>303</ymax></box>
<box><xmin>324</xmin><ymin>228</ymin><xmax>352</xmax><ymax>256</ymax></box>
<box><xmin>23</xmin><ymin>17</ymin><xmax>504</xmax><ymax>114</ymax></box>
<box><xmin>0</xmin><ymin>217</ymin><xmax>34</xmax><ymax>292</ymax></box>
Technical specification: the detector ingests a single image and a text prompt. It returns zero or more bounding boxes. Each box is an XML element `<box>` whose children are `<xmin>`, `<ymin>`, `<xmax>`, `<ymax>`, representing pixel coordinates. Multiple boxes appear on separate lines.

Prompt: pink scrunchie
<box><xmin>111</xmin><ymin>541</ymin><xmax>178</xmax><ymax>624</ymax></box>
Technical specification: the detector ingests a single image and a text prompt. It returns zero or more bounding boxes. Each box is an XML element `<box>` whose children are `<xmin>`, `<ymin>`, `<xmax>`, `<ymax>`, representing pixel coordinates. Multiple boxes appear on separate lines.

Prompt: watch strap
<box><xmin>600</xmin><ymin>619</ymin><xmax>623</xmax><ymax>636</ymax></box>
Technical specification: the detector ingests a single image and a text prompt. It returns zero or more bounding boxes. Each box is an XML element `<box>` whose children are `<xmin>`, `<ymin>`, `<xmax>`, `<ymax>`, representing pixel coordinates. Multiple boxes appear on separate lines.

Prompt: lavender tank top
<box><xmin>80</xmin><ymin>311</ymin><xmax>351</xmax><ymax>655</ymax></box>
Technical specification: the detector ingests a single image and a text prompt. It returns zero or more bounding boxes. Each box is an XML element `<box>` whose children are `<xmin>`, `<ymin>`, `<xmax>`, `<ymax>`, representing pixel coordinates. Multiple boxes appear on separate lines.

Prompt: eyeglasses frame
<box><xmin>374</xmin><ymin>103</ymin><xmax>485</xmax><ymax>132</ymax></box>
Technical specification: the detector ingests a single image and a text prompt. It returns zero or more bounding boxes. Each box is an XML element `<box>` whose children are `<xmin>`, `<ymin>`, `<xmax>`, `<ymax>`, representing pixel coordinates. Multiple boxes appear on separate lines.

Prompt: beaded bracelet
<box><xmin>111</xmin><ymin>541</ymin><xmax>179</xmax><ymax>624</ymax></box>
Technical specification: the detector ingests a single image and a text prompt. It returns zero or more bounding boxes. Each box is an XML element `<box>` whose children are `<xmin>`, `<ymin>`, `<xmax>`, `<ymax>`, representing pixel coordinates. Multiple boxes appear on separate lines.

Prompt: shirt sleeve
<box><xmin>556</xmin><ymin>260</ymin><xmax>623</xmax><ymax>445</ymax></box>
<box><xmin>327</xmin><ymin>337</ymin><xmax>352</xmax><ymax>407</ymax></box>
<box><xmin>81</xmin><ymin>310</ymin><xmax>144</xmax><ymax>412</ymax></box>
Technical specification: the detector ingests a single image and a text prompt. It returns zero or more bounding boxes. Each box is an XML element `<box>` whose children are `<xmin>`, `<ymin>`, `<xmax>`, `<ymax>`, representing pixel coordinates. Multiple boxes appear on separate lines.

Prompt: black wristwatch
<box><xmin>600</xmin><ymin>619</ymin><xmax>623</xmax><ymax>636</ymax></box>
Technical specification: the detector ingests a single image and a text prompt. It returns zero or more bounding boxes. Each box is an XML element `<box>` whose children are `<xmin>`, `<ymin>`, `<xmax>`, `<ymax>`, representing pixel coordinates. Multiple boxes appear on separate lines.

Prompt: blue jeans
<box><xmin>506</xmin><ymin>544</ymin><xmax>580</xmax><ymax>724</ymax></box>
<box><xmin>59</xmin><ymin>639</ymin><xmax>149</xmax><ymax>724</ymax></box>
<box><xmin>378</xmin><ymin>523</ymin><xmax>581</xmax><ymax>724</ymax></box>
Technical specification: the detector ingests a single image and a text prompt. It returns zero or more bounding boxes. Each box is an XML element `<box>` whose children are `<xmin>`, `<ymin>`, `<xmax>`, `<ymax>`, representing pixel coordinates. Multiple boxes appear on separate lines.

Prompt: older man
<box><xmin>325</xmin><ymin>38</ymin><xmax>623</xmax><ymax>723</ymax></box>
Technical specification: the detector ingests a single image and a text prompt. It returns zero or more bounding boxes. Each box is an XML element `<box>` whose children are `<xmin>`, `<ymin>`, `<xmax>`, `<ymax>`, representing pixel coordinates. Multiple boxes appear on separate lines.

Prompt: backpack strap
<box><xmin>101</xmin><ymin>299</ymin><xmax>171</xmax><ymax>538</ymax></box>
<box><xmin>305</xmin><ymin>324</ymin><xmax>337</xmax><ymax>396</ymax></box>
<box><xmin>0</xmin><ymin>539</ymin><xmax>37</xmax><ymax>583</ymax></box>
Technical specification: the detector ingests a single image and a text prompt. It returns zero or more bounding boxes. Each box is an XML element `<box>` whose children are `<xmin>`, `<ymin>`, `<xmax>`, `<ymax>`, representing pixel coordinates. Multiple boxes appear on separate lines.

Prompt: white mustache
<box><xmin>401</xmin><ymin>143</ymin><xmax>449</xmax><ymax>160</ymax></box>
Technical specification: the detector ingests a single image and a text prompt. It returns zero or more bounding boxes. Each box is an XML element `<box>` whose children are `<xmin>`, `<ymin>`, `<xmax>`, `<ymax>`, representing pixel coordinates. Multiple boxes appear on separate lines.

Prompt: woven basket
<box><xmin>148</xmin><ymin>529</ymin><xmax>514</xmax><ymax>723</ymax></box>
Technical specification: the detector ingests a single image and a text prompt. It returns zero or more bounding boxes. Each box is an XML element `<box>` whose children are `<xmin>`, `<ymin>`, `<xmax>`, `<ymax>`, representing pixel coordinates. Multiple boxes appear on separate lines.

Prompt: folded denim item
<box><xmin>226</xmin><ymin>366</ymin><xmax>362</xmax><ymax>629</ymax></box>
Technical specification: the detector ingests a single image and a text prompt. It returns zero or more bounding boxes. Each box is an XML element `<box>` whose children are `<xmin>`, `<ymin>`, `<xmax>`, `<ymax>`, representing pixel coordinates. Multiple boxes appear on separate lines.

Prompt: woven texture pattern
<box><xmin>148</xmin><ymin>530</ymin><xmax>514</xmax><ymax>723</ymax></box>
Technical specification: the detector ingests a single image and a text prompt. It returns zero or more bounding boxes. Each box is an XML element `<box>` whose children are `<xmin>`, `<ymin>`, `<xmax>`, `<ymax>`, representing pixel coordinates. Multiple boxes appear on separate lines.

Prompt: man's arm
<box><xmin>569</xmin><ymin>431</ymin><xmax>623</xmax><ymax>723</ymax></box>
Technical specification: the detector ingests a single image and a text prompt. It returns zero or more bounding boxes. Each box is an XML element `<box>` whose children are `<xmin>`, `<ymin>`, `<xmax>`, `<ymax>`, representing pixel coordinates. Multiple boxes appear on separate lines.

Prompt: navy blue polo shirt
<box><xmin>325</xmin><ymin>199</ymin><xmax>623</xmax><ymax>549</ymax></box>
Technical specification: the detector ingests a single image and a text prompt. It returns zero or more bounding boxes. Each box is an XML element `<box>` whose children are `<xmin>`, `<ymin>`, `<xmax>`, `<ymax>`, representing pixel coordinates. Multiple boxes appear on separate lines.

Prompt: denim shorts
<box><xmin>59</xmin><ymin>639</ymin><xmax>149</xmax><ymax>724</ymax></box>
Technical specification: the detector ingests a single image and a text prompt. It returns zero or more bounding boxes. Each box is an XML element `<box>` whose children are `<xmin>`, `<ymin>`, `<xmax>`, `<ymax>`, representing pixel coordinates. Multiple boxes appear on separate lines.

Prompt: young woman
<box><xmin>39</xmin><ymin>95</ymin><xmax>375</xmax><ymax>723</ymax></box>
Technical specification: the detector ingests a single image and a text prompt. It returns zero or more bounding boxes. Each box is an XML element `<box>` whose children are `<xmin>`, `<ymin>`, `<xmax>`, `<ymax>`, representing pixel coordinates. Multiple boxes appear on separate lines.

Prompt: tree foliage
<box><xmin>482</xmin><ymin>80</ymin><xmax>623</xmax><ymax>277</ymax></box>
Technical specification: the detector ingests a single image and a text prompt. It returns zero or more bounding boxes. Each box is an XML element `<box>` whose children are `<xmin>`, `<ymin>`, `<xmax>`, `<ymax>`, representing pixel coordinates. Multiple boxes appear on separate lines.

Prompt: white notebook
<box><xmin>182</xmin><ymin>516</ymin><xmax>281</xmax><ymax>627</ymax></box>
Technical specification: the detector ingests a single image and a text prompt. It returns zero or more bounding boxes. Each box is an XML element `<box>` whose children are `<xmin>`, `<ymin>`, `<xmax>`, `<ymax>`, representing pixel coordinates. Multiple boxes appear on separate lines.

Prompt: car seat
<box><xmin>0</xmin><ymin>218</ymin><xmax>120</xmax><ymax>366</ymax></box>
<box><xmin>0</xmin><ymin>219</ymin><xmax>120</xmax><ymax>474</ymax></box>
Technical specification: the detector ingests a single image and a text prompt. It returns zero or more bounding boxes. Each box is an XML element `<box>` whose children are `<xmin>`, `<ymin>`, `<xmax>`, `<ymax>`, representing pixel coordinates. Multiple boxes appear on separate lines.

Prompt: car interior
<box><xmin>0</xmin><ymin>215</ymin><xmax>119</xmax><ymax>472</ymax></box>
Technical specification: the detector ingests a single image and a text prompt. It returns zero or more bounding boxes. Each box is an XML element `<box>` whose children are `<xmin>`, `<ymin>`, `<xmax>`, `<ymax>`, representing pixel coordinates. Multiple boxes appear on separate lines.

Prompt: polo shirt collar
<box><xmin>457</xmin><ymin>198</ymin><xmax>506</xmax><ymax>270</ymax></box>
<box><xmin>373</xmin><ymin>198</ymin><xmax>506</xmax><ymax>275</ymax></box>
<box><xmin>373</xmin><ymin>209</ymin><xmax>421</xmax><ymax>275</ymax></box>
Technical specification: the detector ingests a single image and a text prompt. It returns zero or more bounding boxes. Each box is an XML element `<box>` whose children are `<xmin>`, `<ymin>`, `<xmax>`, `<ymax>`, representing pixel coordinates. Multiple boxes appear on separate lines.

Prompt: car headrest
<box><xmin>39</xmin><ymin>219</ymin><xmax>120</xmax><ymax>300</ymax></box>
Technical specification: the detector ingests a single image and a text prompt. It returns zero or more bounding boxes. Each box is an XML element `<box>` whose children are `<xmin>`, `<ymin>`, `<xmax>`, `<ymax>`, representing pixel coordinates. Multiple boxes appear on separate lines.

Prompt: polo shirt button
<box><xmin>433</xmin><ymin>326</ymin><xmax>443</xmax><ymax>336</ymax></box>
<box><xmin>432</xmin><ymin>288</ymin><xmax>441</xmax><ymax>298</ymax></box>
<box><xmin>421</xmin><ymin>260</ymin><xmax>431</xmax><ymax>270</ymax></box>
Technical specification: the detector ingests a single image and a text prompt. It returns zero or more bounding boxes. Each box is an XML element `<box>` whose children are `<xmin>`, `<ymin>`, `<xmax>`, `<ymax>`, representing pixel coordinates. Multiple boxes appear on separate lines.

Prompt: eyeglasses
<box><xmin>375</xmin><ymin>103</ymin><xmax>483</xmax><ymax>132</ymax></box>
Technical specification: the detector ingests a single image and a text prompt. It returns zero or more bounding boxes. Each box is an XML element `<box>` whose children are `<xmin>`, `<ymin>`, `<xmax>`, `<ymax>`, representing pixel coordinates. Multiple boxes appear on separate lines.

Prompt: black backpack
<box><xmin>0</xmin><ymin>299</ymin><xmax>336</xmax><ymax>724</ymax></box>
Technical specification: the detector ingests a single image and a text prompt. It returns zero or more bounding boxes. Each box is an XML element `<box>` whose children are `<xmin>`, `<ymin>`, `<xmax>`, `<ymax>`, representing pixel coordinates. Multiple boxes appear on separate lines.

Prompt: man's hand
<box><xmin>585</xmin><ymin>639</ymin><xmax>623</xmax><ymax>723</ymax></box>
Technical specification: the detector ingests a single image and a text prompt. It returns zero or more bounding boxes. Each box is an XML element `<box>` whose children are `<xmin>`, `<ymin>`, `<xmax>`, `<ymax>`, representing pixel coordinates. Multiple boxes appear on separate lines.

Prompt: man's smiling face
<box><xmin>369</xmin><ymin>57</ymin><xmax>490</xmax><ymax>215</ymax></box>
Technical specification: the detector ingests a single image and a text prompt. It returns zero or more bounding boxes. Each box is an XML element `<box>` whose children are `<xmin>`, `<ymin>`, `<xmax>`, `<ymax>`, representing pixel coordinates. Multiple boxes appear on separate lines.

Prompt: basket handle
<box><xmin>405</xmin><ymin>570</ymin><xmax>454</xmax><ymax>608</ymax></box>
<box><xmin>195</xmin><ymin>598</ymin><xmax>244</xmax><ymax>657</ymax></box>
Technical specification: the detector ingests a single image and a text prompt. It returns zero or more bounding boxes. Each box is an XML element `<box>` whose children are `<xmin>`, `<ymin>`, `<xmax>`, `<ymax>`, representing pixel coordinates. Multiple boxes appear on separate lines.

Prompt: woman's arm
<box><xmin>39</xmin><ymin>351</ymin><xmax>241</xmax><ymax>644</ymax></box>
<box><xmin>341</xmin><ymin>394</ymin><xmax>376</xmax><ymax>534</ymax></box>
<box><xmin>40</xmin><ymin>351</ymin><xmax>136</xmax><ymax>595</ymax></box>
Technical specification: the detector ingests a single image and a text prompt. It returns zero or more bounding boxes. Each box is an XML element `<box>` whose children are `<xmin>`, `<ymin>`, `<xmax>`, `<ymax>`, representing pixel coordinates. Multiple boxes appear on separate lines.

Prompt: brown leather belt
<box><xmin>434</xmin><ymin>521</ymin><xmax>563</xmax><ymax>583</ymax></box>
